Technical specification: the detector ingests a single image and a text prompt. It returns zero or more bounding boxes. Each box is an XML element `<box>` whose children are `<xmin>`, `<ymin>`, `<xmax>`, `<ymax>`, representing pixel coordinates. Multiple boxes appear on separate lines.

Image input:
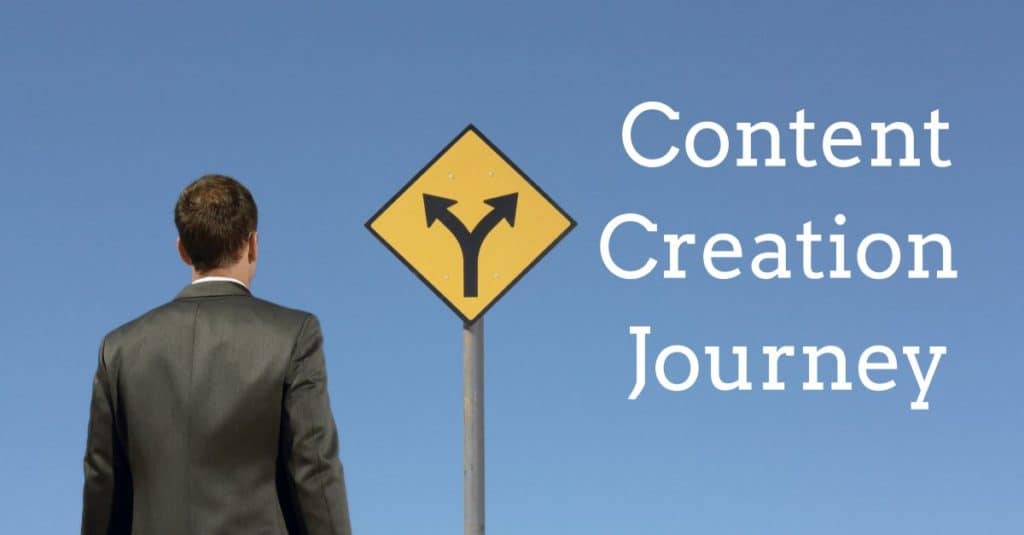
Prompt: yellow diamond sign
<box><xmin>366</xmin><ymin>125</ymin><xmax>575</xmax><ymax>324</ymax></box>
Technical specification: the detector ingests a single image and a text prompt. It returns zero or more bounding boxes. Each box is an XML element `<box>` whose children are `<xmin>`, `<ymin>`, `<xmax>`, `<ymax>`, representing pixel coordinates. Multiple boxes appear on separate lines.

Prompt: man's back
<box><xmin>82</xmin><ymin>280</ymin><xmax>352</xmax><ymax>535</ymax></box>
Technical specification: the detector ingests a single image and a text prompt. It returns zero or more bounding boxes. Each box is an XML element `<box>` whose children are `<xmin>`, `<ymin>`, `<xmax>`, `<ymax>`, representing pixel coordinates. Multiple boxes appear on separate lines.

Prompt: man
<box><xmin>81</xmin><ymin>174</ymin><xmax>352</xmax><ymax>535</ymax></box>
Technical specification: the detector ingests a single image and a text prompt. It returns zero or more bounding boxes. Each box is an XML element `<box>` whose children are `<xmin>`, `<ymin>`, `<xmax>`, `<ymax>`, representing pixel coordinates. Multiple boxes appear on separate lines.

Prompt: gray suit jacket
<box><xmin>82</xmin><ymin>281</ymin><xmax>352</xmax><ymax>535</ymax></box>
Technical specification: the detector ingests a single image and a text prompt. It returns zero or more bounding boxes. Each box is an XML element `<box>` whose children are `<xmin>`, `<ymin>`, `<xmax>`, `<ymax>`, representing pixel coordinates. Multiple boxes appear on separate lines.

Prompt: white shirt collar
<box><xmin>192</xmin><ymin>275</ymin><xmax>249</xmax><ymax>289</ymax></box>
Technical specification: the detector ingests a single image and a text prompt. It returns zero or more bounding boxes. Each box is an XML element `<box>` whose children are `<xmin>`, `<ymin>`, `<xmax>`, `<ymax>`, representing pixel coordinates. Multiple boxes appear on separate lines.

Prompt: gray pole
<box><xmin>463</xmin><ymin>317</ymin><xmax>485</xmax><ymax>535</ymax></box>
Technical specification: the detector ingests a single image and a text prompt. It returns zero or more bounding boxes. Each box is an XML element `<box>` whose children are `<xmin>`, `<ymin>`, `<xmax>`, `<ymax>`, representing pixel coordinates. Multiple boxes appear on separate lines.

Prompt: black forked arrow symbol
<box><xmin>423</xmin><ymin>192</ymin><xmax>518</xmax><ymax>298</ymax></box>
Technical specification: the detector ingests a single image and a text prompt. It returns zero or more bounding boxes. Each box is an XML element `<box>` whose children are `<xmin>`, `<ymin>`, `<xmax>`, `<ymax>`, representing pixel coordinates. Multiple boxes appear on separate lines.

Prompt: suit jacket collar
<box><xmin>175</xmin><ymin>280</ymin><xmax>252</xmax><ymax>300</ymax></box>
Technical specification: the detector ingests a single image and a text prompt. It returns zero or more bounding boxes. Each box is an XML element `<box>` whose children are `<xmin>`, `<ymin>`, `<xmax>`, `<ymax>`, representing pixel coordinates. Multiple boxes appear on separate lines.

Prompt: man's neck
<box><xmin>191</xmin><ymin>269</ymin><xmax>250</xmax><ymax>288</ymax></box>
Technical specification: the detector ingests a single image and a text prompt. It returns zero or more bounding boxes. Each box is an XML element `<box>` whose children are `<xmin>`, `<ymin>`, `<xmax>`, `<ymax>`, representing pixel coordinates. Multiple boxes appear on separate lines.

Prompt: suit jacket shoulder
<box><xmin>99</xmin><ymin>286</ymin><xmax>314</xmax><ymax>369</ymax></box>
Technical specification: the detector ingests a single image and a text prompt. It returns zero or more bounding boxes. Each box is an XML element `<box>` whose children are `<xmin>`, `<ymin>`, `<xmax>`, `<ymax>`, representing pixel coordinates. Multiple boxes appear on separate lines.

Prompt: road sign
<box><xmin>366</xmin><ymin>124</ymin><xmax>575</xmax><ymax>324</ymax></box>
<box><xmin>366</xmin><ymin>124</ymin><xmax>574</xmax><ymax>535</ymax></box>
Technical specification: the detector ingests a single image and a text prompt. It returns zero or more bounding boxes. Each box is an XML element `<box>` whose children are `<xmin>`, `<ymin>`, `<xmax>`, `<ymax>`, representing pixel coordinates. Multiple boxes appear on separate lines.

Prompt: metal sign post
<box><xmin>463</xmin><ymin>318</ymin><xmax>485</xmax><ymax>535</ymax></box>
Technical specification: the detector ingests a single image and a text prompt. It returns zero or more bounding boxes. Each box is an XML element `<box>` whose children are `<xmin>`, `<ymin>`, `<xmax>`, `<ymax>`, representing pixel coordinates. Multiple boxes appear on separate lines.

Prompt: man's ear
<box><xmin>177</xmin><ymin>238</ymin><xmax>193</xmax><ymax>266</ymax></box>
<box><xmin>247</xmin><ymin>232</ymin><xmax>258</xmax><ymax>264</ymax></box>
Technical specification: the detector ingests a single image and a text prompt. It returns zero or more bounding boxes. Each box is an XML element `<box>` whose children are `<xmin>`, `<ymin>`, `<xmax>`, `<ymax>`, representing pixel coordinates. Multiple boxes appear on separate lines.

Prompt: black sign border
<box><xmin>365</xmin><ymin>124</ymin><xmax>577</xmax><ymax>326</ymax></box>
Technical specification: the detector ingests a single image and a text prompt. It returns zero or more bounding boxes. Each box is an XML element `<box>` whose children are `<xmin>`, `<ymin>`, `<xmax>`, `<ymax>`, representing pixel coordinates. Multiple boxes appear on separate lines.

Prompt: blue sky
<box><xmin>0</xmin><ymin>1</ymin><xmax>1020</xmax><ymax>533</ymax></box>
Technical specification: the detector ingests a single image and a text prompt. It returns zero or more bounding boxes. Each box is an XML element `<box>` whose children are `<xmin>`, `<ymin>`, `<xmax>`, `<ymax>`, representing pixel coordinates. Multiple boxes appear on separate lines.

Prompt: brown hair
<box><xmin>174</xmin><ymin>174</ymin><xmax>258</xmax><ymax>272</ymax></box>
